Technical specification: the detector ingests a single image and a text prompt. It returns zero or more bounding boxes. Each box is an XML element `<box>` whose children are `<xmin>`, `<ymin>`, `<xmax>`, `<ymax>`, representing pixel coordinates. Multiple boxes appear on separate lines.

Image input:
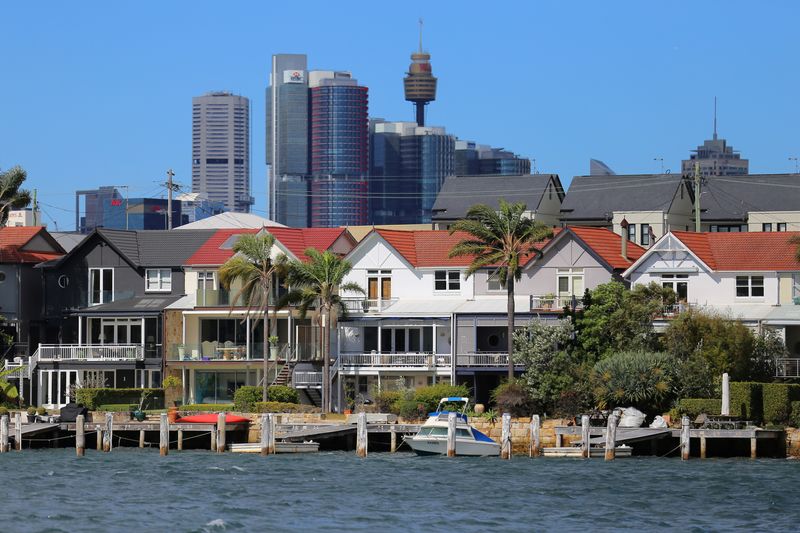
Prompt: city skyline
<box><xmin>3</xmin><ymin>2</ymin><xmax>800</xmax><ymax>230</ymax></box>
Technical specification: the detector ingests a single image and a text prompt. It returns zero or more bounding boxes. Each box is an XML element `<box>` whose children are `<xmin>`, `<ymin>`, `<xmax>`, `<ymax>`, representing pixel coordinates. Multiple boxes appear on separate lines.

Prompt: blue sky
<box><xmin>2</xmin><ymin>1</ymin><xmax>799</xmax><ymax>230</ymax></box>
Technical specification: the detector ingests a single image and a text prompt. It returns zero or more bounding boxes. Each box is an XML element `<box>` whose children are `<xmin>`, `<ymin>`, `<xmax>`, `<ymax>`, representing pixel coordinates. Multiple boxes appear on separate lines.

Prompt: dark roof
<box><xmin>560</xmin><ymin>174</ymin><xmax>685</xmax><ymax>221</ymax></box>
<box><xmin>50</xmin><ymin>232</ymin><xmax>87</xmax><ymax>253</ymax></box>
<box><xmin>700</xmin><ymin>174</ymin><xmax>800</xmax><ymax>221</ymax></box>
<box><xmin>431</xmin><ymin>174</ymin><xmax>562</xmax><ymax>221</ymax></box>
<box><xmin>73</xmin><ymin>295</ymin><xmax>183</xmax><ymax>316</ymax></box>
<box><xmin>97</xmin><ymin>229</ymin><xmax>140</xmax><ymax>264</ymax></box>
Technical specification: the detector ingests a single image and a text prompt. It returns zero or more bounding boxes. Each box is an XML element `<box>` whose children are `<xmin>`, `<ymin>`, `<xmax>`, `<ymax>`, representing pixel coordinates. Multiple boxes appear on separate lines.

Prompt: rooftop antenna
<box><xmin>419</xmin><ymin>18</ymin><xmax>424</xmax><ymax>52</ymax></box>
<box><xmin>713</xmin><ymin>96</ymin><xmax>718</xmax><ymax>141</ymax></box>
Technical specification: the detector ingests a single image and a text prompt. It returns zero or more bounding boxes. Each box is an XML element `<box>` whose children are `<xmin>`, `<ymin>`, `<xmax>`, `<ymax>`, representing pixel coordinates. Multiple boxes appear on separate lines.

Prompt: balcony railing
<box><xmin>168</xmin><ymin>342</ymin><xmax>292</xmax><ymax>361</ymax></box>
<box><xmin>339</xmin><ymin>352</ymin><xmax>451</xmax><ymax>368</ymax></box>
<box><xmin>37</xmin><ymin>344</ymin><xmax>144</xmax><ymax>361</ymax></box>
<box><xmin>293</xmin><ymin>371</ymin><xmax>322</xmax><ymax>388</ymax></box>
<box><xmin>530</xmin><ymin>295</ymin><xmax>583</xmax><ymax>311</ymax></box>
<box><xmin>776</xmin><ymin>358</ymin><xmax>800</xmax><ymax>378</ymax></box>
<box><xmin>340</xmin><ymin>297</ymin><xmax>399</xmax><ymax>313</ymax></box>
<box><xmin>196</xmin><ymin>288</ymin><xmax>231</xmax><ymax>307</ymax></box>
<box><xmin>457</xmin><ymin>352</ymin><xmax>525</xmax><ymax>367</ymax></box>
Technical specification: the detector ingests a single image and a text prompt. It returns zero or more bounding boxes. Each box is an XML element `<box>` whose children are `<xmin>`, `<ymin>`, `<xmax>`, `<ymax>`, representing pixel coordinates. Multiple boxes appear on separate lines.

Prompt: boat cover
<box><xmin>472</xmin><ymin>428</ymin><xmax>495</xmax><ymax>443</ymax></box>
<box><xmin>177</xmin><ymin>414</ymin><xmax>251</xmax><ymax>424</ymax></box>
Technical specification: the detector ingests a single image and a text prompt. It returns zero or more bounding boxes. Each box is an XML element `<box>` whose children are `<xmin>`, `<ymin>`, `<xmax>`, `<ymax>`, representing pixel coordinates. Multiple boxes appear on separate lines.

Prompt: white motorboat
<box><xmin>407</xmin><ymin>397</ymin><xmax>500</xmax><ymax>457</ymax></box>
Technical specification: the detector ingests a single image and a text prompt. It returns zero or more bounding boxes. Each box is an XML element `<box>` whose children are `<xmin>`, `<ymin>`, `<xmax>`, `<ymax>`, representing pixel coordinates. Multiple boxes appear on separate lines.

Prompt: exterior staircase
<box><xmin>301</xmin><ymin>388</ymin><xmax>322</xmax><ymax>407</ymax></box>
<box><xmin>271</xmin><ymin>361</ymin><xmax>295</xmax><ymax>387</ymax></box>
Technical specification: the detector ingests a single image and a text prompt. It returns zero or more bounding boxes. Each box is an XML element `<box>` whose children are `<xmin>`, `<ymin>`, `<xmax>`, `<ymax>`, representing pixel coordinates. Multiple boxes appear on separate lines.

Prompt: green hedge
<box><xmin>180</xmin><ymin>404</ymin><xmax>235</xmax><ymax>412</ymax></box>
<box><xmin>674</xmin><ymin>398</ymin><xmax>722</xmax><ymax>418</ymax></box>
<box><xmin>729</xmin><ymin>382</ymin><xmax>762</xmax><ymax>420</ymax></box>
<box><xmin>233</xmin><ymin>386</ymin><xmax>299</xmax><ymax>412</ymax></box>
<box><xmin>791</xmin><ymin>401</ymin><xmax>800</xmax><ymax>427</ymax></box>
<box><xmin>762</xmin><ymin>383</ymin><xmax>800</xmax><ymax>425</ymax></box>
<box><xmin>253</xmin><ymin>401</ymin><xmax>319</xmax><ymax>413</ymax></box>
<box><xmin>97</xmin><ymin>403</ymin><xmax>137</xmax><ymax>412</ymax></box>
<box><xmin>412</xmin><ymin>384</ymin><xmax>471</xmax><ymax>414</ymax></box>
<box><xmin>76</xmin><ymin>388</ymin><xmax>164</xmax><ymax>410</ymax></box>
<box><xmin>268</xmin><ymin>385</ymin><xmax>299</xmax><ymax>404</ymax></box>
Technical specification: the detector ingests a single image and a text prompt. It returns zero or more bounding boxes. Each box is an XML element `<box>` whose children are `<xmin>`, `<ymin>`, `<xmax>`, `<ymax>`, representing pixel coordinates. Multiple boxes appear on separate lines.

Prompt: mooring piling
<box><xmin>75</xmin><ymin>415</ymin><xmax>85</xmax><ymax>457</ymax></box>
<box><xmin>159</xmin><ymin>413</ymin><xmax>169</xmax><ymax>456</ymax></box>
<box><xmin>139</xmin><ymin>429</ymin><xmax>145</xmax><ymax>448</ymax></box>
<box><xmin>447</xmin><ymin>412</ymin><xmax>457</xmax><ymax>457</ymax></box>
<box><xmin>581</xmin><ymin>415</ymin><xmax>590</xmax><ymax>459</ymax></box>
<box><xmin>529</xmin><ymin>415</ymin><xmax>541</xmax><ymax>457</ymax></box>
<box><xmin>260</xmin><ymin>414</ymin><xmax>275</xmax><ymax>456</ymax></box>
<box><xmin>177</xmin><ymin>429</ymin><xmax>184</xmax><ymax>451</ymax></box>
<box><xmin>390</xmin><ymin>423</ymin><xmax>397</xmax><ymax>453</ymax></box>
<box><xmin>356</xmin><ymin>412</ymin><xmax>367</xmax><ymax>458</ymax></box>
<box><xmin>500</xmin><ymin>413</ymin><xmax>512</xmax><ymax>460</ymax></box>
<box><xmin>103</xmin><ymin>413</ymin><xmax>113</xmax><ymax>452</ymax></box>
<box><xmin>680</xmin><ymin>415</ymin><xmax>690</xmax><ymax>460</ymax></box>
<box><xmin>604</xmin><ymin>413</ymin><xmax>618</xmax><ymax>461</ymax></box>
<box><xmin>217</xmin><ymin>412</ymin><xmax>226</xmax><ymax>453</ymax></box>
<box><xmin>0</xmin><ymin>415</ymin><xmax>8</xmax><ymax>453</ymax></box>
<box><xmin>96</xmin><ymin>427</ymin><xmax>102</xmax><ymax>451</ymax></box>
<box><xmin>14</xmin><ymin>413</ymin><xmax>22</xmax><ymax>451</ymax></box>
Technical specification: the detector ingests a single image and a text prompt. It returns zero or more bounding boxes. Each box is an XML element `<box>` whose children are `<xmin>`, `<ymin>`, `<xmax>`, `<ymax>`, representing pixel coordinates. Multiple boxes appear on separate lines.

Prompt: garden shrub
<box><xmin>374</xmin><ymin>390</ymin><xmax>405</xmax><ymax>414</ymax></box>
<box><xmin>253</xmin><ymin>401</ymin><xmax>319</xmax><ymax>413</ymax></box>
<box><xmin>396</xmin><ymin>399</ymin><xmax>422</xmax><ymax>420</ymax></box>
<box><xmin>491</xmin><ymin>380</ymin><xmax>535</xmax><ymax>417</ymax></box>
<box><xmin>591</xmin><ymin>350</ymin><xmax>676</xmax><ymax>415</ymax></box>
<box><xmin>0</xmin><ymin>406</ymin><xmax>8</xmax><ymax>417</ymax></box>
<box><xmin>180</xmin><ymin>404</ymin><xmax>235</xmax><ymax>412</ymax></box>
<box><xmin>233</xmin><ymin>386</ymin><xmax>262</xmax><ymax>412</ymax></box>
<box><xmin>791</xmin><ymin>401</ymin><xmax>800</xmax><ymax>427</ymax></box>
<box><xmin>76</xmin><ymin>388</ymin><xmax>164</xmax><ymax>410</ymax></box>
<box><xmin>97</xmin><ymin>403</ymin><xmax>137</xmax><ymax>412</ymax></box>
<box><xmin>761</xmin><ymin>383</ymin><xmax>800</xmax><ymax>425</ymax></box>
<box><xmin>412</xmin><ymin>383</ymin><xmax>470</xmax><ymax>413</ymax></box>
<box><xmin>674</xmin><ymin>398</ymin><xmax>722</xmax><ymax>418</ymax></box>
<box><xmin>729</xmin><ymin>382</ymin><xmax>763</xmax><ymax>421</ymax></box>
<box><xmin>267</xmin><ymin>385</ymin><xmax>299</xmax><ymax>404</ymax></box>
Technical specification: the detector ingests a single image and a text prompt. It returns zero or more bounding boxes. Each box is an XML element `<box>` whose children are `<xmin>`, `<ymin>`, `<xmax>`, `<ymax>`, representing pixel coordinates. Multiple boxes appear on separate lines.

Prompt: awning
<box><xmin>72</xmin><ymin>295</ymin><xmax>182</xmax><ymax>317</ymax></box>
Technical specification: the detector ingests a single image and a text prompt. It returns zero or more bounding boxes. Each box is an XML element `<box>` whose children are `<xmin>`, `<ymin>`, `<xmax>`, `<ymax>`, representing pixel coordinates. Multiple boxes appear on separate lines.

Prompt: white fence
<box><xmin>37</xmin><ymin>344</ymin><xmax>144</xmax><ymax>361</ymax></box>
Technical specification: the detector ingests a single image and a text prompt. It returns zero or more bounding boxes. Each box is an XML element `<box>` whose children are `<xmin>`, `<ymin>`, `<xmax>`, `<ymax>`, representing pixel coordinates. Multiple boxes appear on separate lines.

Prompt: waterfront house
<box><xmin>166</xmin><ymin>226</ymin><xmax>355</xmax><ymax>406</ymax></box>
<box><xmin>31</xmin><ymin>228</ymin><xmax>215</xmax><ymax>408</ymax></box>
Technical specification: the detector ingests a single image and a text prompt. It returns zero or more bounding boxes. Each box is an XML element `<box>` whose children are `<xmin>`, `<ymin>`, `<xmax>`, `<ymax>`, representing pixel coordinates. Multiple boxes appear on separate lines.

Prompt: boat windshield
<box><xmin>434</xmin><ymin>397</ymin><xmax>469</xmax><ymax>414</ymax></box>
<box><xmin>417</xmin><ymin>427</ymin><xmax>473</xmax><ymax>439</ymax></box>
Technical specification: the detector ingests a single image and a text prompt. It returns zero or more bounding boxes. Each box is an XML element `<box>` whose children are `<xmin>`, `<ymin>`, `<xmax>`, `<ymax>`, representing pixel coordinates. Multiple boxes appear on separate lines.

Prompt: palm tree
<box><xmin>0</xmin><ymin>166</ymin><xmax>32</xmax><ymax>226</ymax></box>
<box><xmin>0</xmin><ymin>366</ymin><xmax>24</xmax><ymax>405</ymax></box>
<box><xmin>218</xmin><ymin>232</ymin><xmax>286</xmax><ymax>402</ymax></box>
<box><xmin>280</xmin><ymin>248</ymin><xmax>364</xmax><ymax>413</ymax></box>
<box><xmin>449</xmin><ymin>200</ymin><xmax>553</xmax><ymax>380</ymax></box>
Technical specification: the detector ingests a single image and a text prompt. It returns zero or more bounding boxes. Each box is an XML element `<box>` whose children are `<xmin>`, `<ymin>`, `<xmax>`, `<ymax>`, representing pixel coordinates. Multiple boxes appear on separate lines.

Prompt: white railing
<box><xmin>2</xmin><ymin>360</ymin><xmax>26</xmax><ymax>378</ymax></box>
<box><xmin>530</xmin><ymin>295</ymin><xmax>584</xmax><ymax>311</ymax></box>
<box><xmin>456</xmin><ymin>352</ymin><xmax>517</xmax><ymax>367</ymax></box>
<box><xmin>340</xmin><ymin>298</ymin><xmax>399</xmax><ymax>313</ymax></box>
<box><xmin>293</xmin><ymin>371</ymin><xmax>323</xmax><ymax>388</ymax></box>
<box><xmin>37</xmin><ymin>344</ymin><xmax>144</xmax><ymax>361</ymax></box>
<box><xmin>339</xmin><ymin>352</ymin><xmax>451</xmax><ymax>368</ymax></box>
<box><xmin>776</xmin><ymin>358</ymin><xmax>800</xmax><ymax>378</ymax></box>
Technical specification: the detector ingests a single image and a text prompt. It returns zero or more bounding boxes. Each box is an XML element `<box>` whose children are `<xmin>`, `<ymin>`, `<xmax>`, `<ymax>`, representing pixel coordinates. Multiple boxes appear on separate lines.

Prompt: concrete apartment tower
<box><xmin>266</xmin><ymin>54</ymin><xmax>309</xmax><ymax>226</ymax></box>
<box><xmin>681</xmin><ymin>99</ymin><xmax>748</xmax><ymax>177</ymax></box>
<box><xmin>192</xmin><ymin>92</ymin><xmax>252</xmax><ymax>213</ymax></box>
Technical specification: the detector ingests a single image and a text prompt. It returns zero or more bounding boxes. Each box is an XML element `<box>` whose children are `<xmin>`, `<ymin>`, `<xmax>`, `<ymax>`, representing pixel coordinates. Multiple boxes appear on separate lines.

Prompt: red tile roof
<box><xmin>375</xmin><ymin>228</ymin><xmax>559</xmax><ymax>268</ymax></box>
<box><xmin>0</xmin><ymin>226</ymin><xmax>63</xmax><ymax>263</ymax></box>
<box><xmin>672</xmin><ymin>230</ymin><xmax>800</xmax><ymax>271</ymax></box>
<box><xmin>568</xmin><ymin>226</ymin><xmax>646</xmax><ymax>270</ymax></box>
<box><xmin>185</xmin><ymin>227</ymin><xmax>349</xmax><ymax>266</ymax></box>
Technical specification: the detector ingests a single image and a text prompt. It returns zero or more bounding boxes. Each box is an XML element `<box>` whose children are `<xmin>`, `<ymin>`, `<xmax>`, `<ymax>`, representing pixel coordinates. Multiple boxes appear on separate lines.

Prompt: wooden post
<box><xmin>103</xmin><ymin>413</ymin><xmax>113</xmax><ymax>452</ymax></box>
<box><xmin>750</xmin><ymin>437</ymin><xmax>757</xmax><ymax>459</ymax></box>
<box><xmin>139</xmin><ymin>429</ymin><xmax>145</xmax><ymax>448</ymax></box>
<box><xmin>390</xmin><ymin>424</ymin><xmax>397</xmax><ymax>453</ymax></box>
<box><xmin>447</xmin><ymin>412</ymin><xmax>457</xmax><ymax>457</ymax></box>
<box><xmin>210</xmin><ymin>425</ymin><xmax>217</xmax><ymax>452</ymax></box>
<box><xmin>681</xmin><ymin>415</ymin><xmax>690</xmax><ymax>460</ymax></box>
<box><xmin>217</xmin><ymin>412</ymin><xmax>226</xmax><ymax>453</ymax></box>
<box><xmin>356</xmin><ymin>411</ymin><xmax>367</xmax><ymax>458</ymax></box>
<box><xmin>700</xmin><ymin>433</ymin><xmax>707</xmax><ymax>459</ymax></box>
<box><xmin>581</xmin><ymin>414</ymin><xmax>590</xmax><ymax>459</ymax></box>
<box><xmin>500</xmin><ymin>413</ymin><xmax>512</xmax><ymax>460</ymax></box>
<box><xmin>555</xmin><ymin>432</ymin><xmax>563</xmax><ymax>448</ymax></box>
<box><xmin>721</xmin><ymin>372</ymin><xmax>730</xmax><ymax>416</ymax></box>
<box><xmin>0</xmin><ymin>415</ymin><xmax>8</xmax><ymax>453</ymax></box>
<box><xmin>177</xmin><ymin>429</ymin><xmax>184</xmax><ymax>451</ymax></box>
<box><xmin>529</xmin><ymin>415</ymin><xmax>541</xmax><ymax>457</ymax></box>
<box><xmin>96</xmin><ymin>427</ymin><xmax>103</xmax><ymax>451</ymax></box>
<box><xmin>76</xmin><ymin>415</ymin><xmax>85</xmax><ymax>457</ymax></box>
<box><xmin>159</xmin><ymin>413</ymin><xmax>169</xmax><ymax>456</ymax></box>
<box><xmin>260</xmin><ymin>414</ymin><xmax>275</xmax><ymax>456</ymax></box>
<box><xmin>604</xmin><ymin>413</ymin><xmax>618</xmax><ymax>461</ymax></box>
<box><xmin>14</xmin><ymin>413</ymin><xmax>22</xmax><ymax>451</ymax></box>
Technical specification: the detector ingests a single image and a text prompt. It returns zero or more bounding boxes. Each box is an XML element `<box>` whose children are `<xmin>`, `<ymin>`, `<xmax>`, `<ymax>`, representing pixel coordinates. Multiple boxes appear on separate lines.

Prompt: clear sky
<box><xmin>2</xmin><ymin>1</ymin><xmax>799</xmax><ymax>231</ymax></box>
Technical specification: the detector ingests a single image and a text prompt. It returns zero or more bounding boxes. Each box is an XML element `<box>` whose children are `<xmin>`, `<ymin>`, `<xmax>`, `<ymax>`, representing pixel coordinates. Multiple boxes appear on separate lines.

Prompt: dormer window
<box><xmin>145</xmin><ymin>269</ymin><xmax>172</xmax><ymax>292</ymax></box>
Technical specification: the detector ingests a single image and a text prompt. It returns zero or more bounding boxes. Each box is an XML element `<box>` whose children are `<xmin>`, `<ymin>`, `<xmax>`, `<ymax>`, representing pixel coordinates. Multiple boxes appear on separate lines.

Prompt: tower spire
<box><xmin>713</xmin><ymin>96</ymin><xmax>718</xmax><ymax>141</ymax></box>
<box><xmin>419</xmin><ymin>18</ymin><xmax>424</xmax><ymax>53</ymax></box>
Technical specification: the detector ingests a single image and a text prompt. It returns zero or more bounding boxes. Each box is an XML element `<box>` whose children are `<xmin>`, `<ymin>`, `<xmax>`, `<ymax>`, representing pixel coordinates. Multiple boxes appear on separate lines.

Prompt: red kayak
<box><xmin>177</xmin><ymin>414</ymin><xmax>251</xmax><ymax>424</ymax></box>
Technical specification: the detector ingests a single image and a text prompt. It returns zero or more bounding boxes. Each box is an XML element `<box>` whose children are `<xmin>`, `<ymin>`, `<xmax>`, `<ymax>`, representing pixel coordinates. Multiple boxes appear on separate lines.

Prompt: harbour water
<box><xmin>3</xmin><ymin>450</ymin><xmax>799</xmax><ymax>531</ymax></box>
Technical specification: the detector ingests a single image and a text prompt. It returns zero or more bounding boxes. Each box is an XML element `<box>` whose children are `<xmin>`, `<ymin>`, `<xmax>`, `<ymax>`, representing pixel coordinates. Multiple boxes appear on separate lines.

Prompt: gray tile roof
<box><xmin>136</xmin><ymin>230</ymin><xmax>217</xmax><ymax>267</ymax></box>
<box><xmin>97</xmin><ymin>229</ymin><xmax>140</xmax><ymax>264</ymax></box>
<box><xmin>560</xmin><ymin>174</ymin><xmax>685</xmax><ymax>221</ymax></box>
<box><xmin>49</xmin><ymin>232</ymin><xmax>87</xmax><ymax>253</ymax></box>
<box><xmin>431</xmin><ymin>174</ymin><xmax>562</xmax><ymax>221</ymax></box>
<box><xmin>700</xmin><ymin>174</ymin><xmax>800</xmax><ymax>221</ymax></box>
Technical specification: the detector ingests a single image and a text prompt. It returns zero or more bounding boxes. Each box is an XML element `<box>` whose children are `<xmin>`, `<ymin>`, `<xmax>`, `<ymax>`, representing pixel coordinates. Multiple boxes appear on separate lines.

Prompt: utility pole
<box><xmin>165</xmin><ymin>169</ymin><xmax>176</xmax><ymax>230</ymax></box>
<box><xmin>694</xmin><ymin>162</ymin><xmax>702</xmax><ymax>232</ymax></box>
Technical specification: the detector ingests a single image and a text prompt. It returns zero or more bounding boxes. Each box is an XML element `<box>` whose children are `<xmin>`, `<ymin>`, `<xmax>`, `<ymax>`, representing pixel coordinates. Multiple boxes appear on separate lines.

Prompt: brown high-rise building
<box><xmin>403</xmin><ymin>22</ymin><xmax>437</xmax><ymax>126</ymax></box>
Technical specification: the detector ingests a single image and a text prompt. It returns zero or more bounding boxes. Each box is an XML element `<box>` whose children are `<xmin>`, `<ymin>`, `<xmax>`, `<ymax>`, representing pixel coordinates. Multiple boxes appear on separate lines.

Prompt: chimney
<box><xmin>620</xmin><ymin>217</ymin><xmax>629</xmax><ymax>260</ymax></box>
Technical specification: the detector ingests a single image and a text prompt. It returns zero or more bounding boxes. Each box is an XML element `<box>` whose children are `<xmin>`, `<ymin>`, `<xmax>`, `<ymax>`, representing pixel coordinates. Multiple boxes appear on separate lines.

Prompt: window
<box><xmin>435</xmin><ymin>270</ymin><xmax>460</xmax><ymax>291</ymax></box>
<box><xmin>627</xmin><ymin>224</ymin><xmax>636</xmax><ymax>242</ymax></box>
<box><xmin>661</xmin><ymin>274</ymin><xmax>689</xmax><ymax>301</ymax></box>
<box><xmin>88</xmin><ymin>268</ymin><xmax>113</xmax><ymax>305</ymax></box>
<box><xmin>198</xmin><ymin>270</ymin><xmax>216</xmax><ymax>290</ymax></box>
<box><xmin>367</xmin><ymin>270</ymin><xmax>391</xmax><ymax>302</ymax></box>
<box><xmin>145</xmin><ymin>269</ymin><xmax>172</xmax><ymax>292</ymax></box>
<box><xmin>710</xmin><ymin>225</ymin><xmax>747</xmax><ymax>233</ymax></box>
<box><xmin>0</xmin><ymin>272</ymin><xmax>5</xmax><ymax>283</ymax></box>
<box><xmin>487</xmin><ymin>271</ymin><xmax>503</xmax><ymax>291</ymax></box>
<box><xmin>778</xmin><ymin>223</ymin><xmax>787</xmax><ymax>232</ymax></box>
<box><xmin>557</xmin><ymin>268</ymin><xmax>584</xmax><ymax>298</ymax></box>
<box><xmin>762</xmin><ymin>223</ymin><xmax>773</xmax><ymax>232</ymax></box>
<box><xmin>641</xmin><ymin>225</ymin><xmax>651</xmax><ymax>246</ymax></box>
<box><xmin>736</xmin><ymin>276</ymin><xmax>764</xmax><ymax>298</ymax></box>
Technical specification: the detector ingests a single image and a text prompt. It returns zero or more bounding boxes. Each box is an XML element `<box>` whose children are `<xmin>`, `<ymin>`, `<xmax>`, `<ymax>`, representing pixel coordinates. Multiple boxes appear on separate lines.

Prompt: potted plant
<box><xmin>162</xmin><ymin>376</ymin><xmax>182</xmax><ymax>422</ymax></box>
<box><xmin>343</xmin><ymin>382</ymin><xmax>355</xmax><ymax>415</ymax></box>
<box><xmin>176</xmin><ymin>344</ymin><xmax>187</xmax><ymax>360</ymax></box>
<box><xmin>131</xmin><ymin>389</ymin><xmax>152</xmax><ymax>422</ymax></box>
<box><xmin>268</xmin><ymin>335</ymin><xmax>280</xmax><ymax>360</ymax></box>
<box><xmin>542</xmin><ymin>292</ymin><xmax>556</xmax><ymax>309</ymax></box>
<box><xmin>26</xmin><ymin>406</ymin><xmax>37</xmax><ymax>423</ymax></box>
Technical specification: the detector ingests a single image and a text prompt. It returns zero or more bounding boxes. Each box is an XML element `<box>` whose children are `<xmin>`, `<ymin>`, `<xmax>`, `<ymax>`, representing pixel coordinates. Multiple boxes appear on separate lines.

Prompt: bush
<box><xmin>253</xmin><ymin>402</ymin><xmax>319</xmax><ymax>413</ymax></box>
<box><xmin>396</xmin><ymin>399</ymin><xmax>422</xmax><ymax>420</ymax></box>
<box><xmin>180</xmin><ymin>404</ymin><xmax>235</xmax><ymax>412</ymax></box>
<box><xmin>76</xmin><ymin>388</ymin><xmax>164</xmax><ymax>410</ymax></box>
<box><xmin>233</xmin><ymin>386</ymin><xmax>262</xmax><ymax>412</ymax></box>
<box><xmin>729</xmin><ymin>382</ymin><xmax>763</xmax><ymax>421</ymax></box>
<box><xmin>761</xmin><ymin>383</ymin><xmax>800</xmax><ymax>425</ymax></box>
<box><xmin>791</xmin><ymin>401</ymin><xmax>800</xmax><ymax>427</ymax></box>
<box><xmin>591</xmin><ymin>350</ymin><xmax>676</xmax><ymax>414</ymax></box>
<box><xmin>412</xmin><ymin>383</ymin><xmax>470</xmax><ymax>414</ymax></box>
<box><xmin>36</xmin><ymin>406</ymin><xmax>46</xmax><ymax>416</ymax></box>
<box><xmin>97</xmin><ymin>404</ymin><xmax>137</xmax><ymax>412</ymax></box>
<box><xmin>27</xmin><ymin>406</ymin><xmax>36</xmax><ymax>416</ymax></box>
<box><xmin>674</xmin><ymin>398</ymin><xmax>722</xmax><ymax>418</ymax></box>
<box><xmin>268</xmin><ymin>385</ymin><xmax>299</xmax><ymax>404</ymax></box>
<box><xmin>374</xmin><ymin>390</ymin><xmax>405</xmax><ymax>414</ymax></box>
<box><xmin>491</xmin><ymin>380</ymin><xmax>535</xmax><ymax>417</ymax></box>
<box><xmin>0</xmin><ymin>406</ymin><xmax>8</xmax><ymax>417</ymax></box>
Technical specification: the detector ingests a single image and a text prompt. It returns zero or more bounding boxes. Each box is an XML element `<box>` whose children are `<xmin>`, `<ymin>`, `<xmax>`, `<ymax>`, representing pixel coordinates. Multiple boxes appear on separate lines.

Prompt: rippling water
<box><xmin>2</xmin><ymin>450</ymin><xmax>799</xmax><ymax>531</ymax></box>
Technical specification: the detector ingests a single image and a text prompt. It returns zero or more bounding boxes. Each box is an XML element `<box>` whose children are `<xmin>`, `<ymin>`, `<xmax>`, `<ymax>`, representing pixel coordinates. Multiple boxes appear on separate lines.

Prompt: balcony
<box><xmin>776</xmin><ymin>358</ymin><xmax>800</xmax><ymax>378</ymax></box>
<box><xmin>339</xmin><ymin>352</ymin><xmax>451</xmax><ymax>369</ymax></box>
<box><xmin>167</xmin><ymin>342</ymin><xmax>293</xmax><ymax>362</ymax></box>
<box><xmin>530</xmin><ymin>295</ymin><xmax>584</xmax><ymax>311</ymax></box>
<box><xmin>37</xmin><ymin>344</ymin><xmax>144</xmax><ymax>361</ymax></box>
<box><xmin>196</xmin><ymin>288</ymin><xmax>231</xmax><ymax>307</ymax></box>
<box><xmin>340</xmin><ymin>297</ymin><xmax>398</xmax><ymax>313</ymax></box>
<box><xmin>293</xmin><ymin>370</ymin><xmax>322</xmax><ymax>388</ymax></box>
<box><xmin>457</xmin><ymin>352</ymin><xmax>524</xmax><ymax>367</ymax></box>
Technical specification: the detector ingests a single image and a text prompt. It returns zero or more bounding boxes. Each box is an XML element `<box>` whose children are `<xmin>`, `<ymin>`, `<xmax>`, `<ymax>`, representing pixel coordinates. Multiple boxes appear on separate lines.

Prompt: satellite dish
<box><xmin>665</xmin><ymin>169</ymin><xmax>671</xmax><ymax>174</ymax></box>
